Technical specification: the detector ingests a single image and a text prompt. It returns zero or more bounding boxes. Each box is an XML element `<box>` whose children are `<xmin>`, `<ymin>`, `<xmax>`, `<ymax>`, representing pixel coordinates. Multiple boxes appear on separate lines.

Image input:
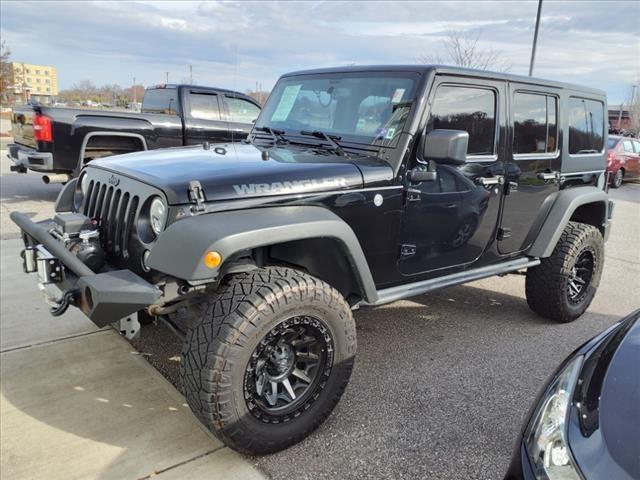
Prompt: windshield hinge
<box><xmin>188</xmin><ymin>180</ymin><xmax>206</xmax><ymax>212</ymax></box>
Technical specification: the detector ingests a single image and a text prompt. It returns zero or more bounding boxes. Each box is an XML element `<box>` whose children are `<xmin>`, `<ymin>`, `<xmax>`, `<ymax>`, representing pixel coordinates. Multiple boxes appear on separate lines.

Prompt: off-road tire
<box><xmin>525</xmin><ymin>221</ymin><xmax>604</xmax><ymax>323</ymax></box>
<box><xmin>611</xmin><ymin>169</ymin><xmax>623</xmax><ymax>188</ymax></box>
<box><xmin>179</xmin><ymin>267</ymin><xmax>356</xmax><ymax>455</ymax></box>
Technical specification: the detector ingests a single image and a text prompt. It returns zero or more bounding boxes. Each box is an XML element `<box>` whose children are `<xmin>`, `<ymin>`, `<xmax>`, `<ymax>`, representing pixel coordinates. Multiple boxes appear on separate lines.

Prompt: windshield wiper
<box><xmin>252</xmin><ymin>126</ymin><xmax>288</xmax><ymax>144</ymax></box>
<box><xmin>300</xmin><ymin>130</ymin><xmax>346</xmax><ymax>156</ymax></box>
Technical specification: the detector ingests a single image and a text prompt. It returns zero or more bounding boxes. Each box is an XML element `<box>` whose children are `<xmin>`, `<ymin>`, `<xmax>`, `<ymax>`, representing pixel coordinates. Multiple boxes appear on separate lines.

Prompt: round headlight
<box><xmin>149</xmin><ymin>197</ymin><xmax>167</xmax><ymax>235</ymax></box>
<box><xmin>80</xmin><ymin>173</ymin><xmax>90</xmax><ymax>196</ymax></box>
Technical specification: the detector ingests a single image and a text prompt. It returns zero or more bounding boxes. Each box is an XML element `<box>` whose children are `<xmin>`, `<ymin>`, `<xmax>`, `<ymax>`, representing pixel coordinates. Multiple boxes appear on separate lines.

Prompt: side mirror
<box><xmin>423</xmin><ymin>129</ymin><xmax>468</xmax><ymax>165</ymax></box>
<box><xmin>409</xmin><ymin>168</ymin><xmax>437</xmax><ymax>182</ymax></box>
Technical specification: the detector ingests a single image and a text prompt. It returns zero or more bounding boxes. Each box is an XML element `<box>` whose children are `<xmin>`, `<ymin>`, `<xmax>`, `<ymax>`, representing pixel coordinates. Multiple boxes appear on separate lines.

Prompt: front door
<box><xmin>183</xmin><ymin>90</ymin><xmax>230</xmax><ymax>145</ymax></box>
<box><xmin>498</xmin><ymin>85</ymin><xmax>560</xmax><ymax>254</ymax></box>
<box><xmin>399</xmin><ymin>78</ymin><xmax>506</xmax><ymax>276</ymax></box>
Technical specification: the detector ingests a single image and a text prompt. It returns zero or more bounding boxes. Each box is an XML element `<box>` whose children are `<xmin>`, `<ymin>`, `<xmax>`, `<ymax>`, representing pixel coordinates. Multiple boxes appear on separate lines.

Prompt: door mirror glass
<box><xmin>423</xmin><ymin>129</ymin><xmax>469</xmax><ymax>165</ymax></box>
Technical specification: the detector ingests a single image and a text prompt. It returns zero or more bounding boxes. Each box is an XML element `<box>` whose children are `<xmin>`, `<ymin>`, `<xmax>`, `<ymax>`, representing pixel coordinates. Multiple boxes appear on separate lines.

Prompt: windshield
<box><xmin>607</xmin><ymin>137</ymin><xmax>619</xmax><ymax>149</ymax></box>
<box><xmin>256</xmin><ymin>72</ymin><xmax>419</xmax><ymax>147</ymax></box>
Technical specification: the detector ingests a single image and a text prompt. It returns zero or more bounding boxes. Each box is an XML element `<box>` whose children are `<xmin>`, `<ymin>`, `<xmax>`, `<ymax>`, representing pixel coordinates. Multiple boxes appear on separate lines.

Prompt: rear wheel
<box><xmin>180</xmin><ymin>267</ymin><xmax>356</xmax><ymax>454</ymax></box>
<box><xmin>525</xmin><ymin>221</ymin><xmax>604</xmax><ymax>322</ymax></box>
<box><xmin>611</xmin><ymin>169</ymin><xmax>623</xmax><ymax>188</ymax></box>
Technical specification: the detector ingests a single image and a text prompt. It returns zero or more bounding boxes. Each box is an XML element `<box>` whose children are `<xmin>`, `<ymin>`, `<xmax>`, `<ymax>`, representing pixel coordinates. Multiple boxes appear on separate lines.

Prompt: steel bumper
<box><xmin>7</xmin><ymin>143</ymin><xmax>54</xmax><ymax>172</ymax></box>
<box><xmin>10</xmin><ymin>211</ymin><xmax>161</xmax><ymax>327</ymax></box>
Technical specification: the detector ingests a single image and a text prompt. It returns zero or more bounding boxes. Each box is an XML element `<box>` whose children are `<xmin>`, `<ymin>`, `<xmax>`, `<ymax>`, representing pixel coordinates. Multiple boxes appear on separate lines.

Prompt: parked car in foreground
<box><xmin>10</xmin><ymin>65</ymin><xmax>613</xmax><ymax>455</ymax></box>
<box><xmin>8</xmin><ymin>84</ymin><xmax>261</xmax><ymax>183</ymax></box>
<box><xmin>505</xmin><ymin>309</ymin><xmax>639</xmax><ymax>480</ymax></box>
<box><xmin>607</xmin><ymin>135</ymin><xmax>640</xmax><ymax>188</ymax></box>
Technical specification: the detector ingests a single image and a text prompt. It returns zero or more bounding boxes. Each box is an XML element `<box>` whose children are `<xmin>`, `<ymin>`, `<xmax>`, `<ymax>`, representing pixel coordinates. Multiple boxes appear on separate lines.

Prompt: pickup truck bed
<box><xmin>9</xmin><ymin>84</ymin><xmax>261</xmax><ymax>180</ymax></box>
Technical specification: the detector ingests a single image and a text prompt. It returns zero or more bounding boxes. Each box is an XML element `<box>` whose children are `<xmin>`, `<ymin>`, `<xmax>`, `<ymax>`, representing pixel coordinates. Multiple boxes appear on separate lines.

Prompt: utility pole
<box><xmin>529</xmin><ymin>0</ymin><xmax>543</xmax><ymax>76</ymax></box>
<box><xmin>133</xmin><ymin>76</ymin><xmax>137</xmax><ymax>105</ymax></box>
<box><xmin>189</xmin><ymin>65</ymin><xmax>193</xmax><ymax>84</ymax></box>
<box><xmin>165</xmin><ymin>71</ymin><xmax>169</xmax><ymax>84</ymax></box>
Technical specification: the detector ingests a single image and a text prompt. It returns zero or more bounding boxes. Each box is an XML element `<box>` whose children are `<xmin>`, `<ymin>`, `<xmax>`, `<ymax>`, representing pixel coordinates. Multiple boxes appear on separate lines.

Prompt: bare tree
<box><xmin>0</xmin><ymin>41</ymin><xmax>12</xmax><ymax>105</ymax></box>
<box><xmin>624</xmin><ymin>84</ymin><xmax>640</xmax><ymax>135</ymax></box>
<box><xmin>419</xmin><ymin>31</ymin><xmax>511</xmax><ymax>72</ymax></box>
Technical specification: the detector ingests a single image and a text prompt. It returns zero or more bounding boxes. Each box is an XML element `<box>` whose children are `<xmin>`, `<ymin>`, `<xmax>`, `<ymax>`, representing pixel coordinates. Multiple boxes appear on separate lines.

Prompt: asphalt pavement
<box><xmin>1</xmin><ymin>147</ymin><xmax>638</xmax><ymax>479</ymax></box>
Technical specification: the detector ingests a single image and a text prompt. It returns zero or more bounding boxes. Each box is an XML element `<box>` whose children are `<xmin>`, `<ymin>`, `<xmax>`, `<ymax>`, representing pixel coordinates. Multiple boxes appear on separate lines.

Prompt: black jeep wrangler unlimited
<box><xmin>11</xmin><ymin>65</ymin><xmax>613</xmax><ymax>455</ymax></box>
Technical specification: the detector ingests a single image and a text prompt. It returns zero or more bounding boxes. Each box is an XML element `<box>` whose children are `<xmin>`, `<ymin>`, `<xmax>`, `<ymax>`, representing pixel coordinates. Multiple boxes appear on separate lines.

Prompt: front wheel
<box><xmin>180</xmin><ymin>267</ymin><xmax>356</xmax><ymax>454</ymax></box>
<box><xmin>525</xmin><ymin>221</ymin><xmax>604</xmax><ymax>322</ymax></box>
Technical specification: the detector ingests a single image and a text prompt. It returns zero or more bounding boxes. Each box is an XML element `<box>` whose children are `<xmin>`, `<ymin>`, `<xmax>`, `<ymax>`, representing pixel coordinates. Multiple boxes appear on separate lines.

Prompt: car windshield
<box><xmin>255</xmin><ymin>72</ymin><xmax>419</xmax><ymax>147</ymax></box>
<box><xmin>607</xmin><ymin>137</ymin><xmax>619</xmax><ymax>148</ymax></box>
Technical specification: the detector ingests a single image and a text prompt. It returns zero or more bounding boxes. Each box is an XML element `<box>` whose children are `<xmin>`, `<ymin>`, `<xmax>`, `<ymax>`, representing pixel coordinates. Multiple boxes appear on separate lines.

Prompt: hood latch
<box><xmin>188</xmin><ymin>180</ymin><xmax>206</xmax><ymax>212</ymax></box>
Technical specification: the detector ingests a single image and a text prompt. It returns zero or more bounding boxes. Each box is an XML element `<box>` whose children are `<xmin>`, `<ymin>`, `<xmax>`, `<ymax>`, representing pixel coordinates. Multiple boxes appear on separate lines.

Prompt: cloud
<box><xmin>1</xmin><ymin>0</ymin><xmax>638</xmax><ymax>102</ymax></box>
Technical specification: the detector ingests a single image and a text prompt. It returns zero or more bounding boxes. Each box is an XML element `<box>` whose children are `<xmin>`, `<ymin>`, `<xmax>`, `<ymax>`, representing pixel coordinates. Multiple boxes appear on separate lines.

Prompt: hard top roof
<box><xmin>282</xmin><ymin>64</ymin><xmax>605</xmax><ymax>97</ymax></box>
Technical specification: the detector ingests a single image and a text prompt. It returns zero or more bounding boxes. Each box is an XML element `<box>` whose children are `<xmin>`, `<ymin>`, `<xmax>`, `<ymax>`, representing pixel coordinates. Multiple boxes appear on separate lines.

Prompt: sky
<box><xmin>1</xmin><ymin>0</ymin><xmax>638</xmax><ymax>104</ymax></box>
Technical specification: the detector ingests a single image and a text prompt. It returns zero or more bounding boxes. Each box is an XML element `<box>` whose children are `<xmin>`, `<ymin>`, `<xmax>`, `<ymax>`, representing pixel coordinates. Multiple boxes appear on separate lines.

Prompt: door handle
<box><xmin>477</xmin><ymin>176</ymin><xmax>504</xmax><ymax>186</ymax></box>
<box><xmin>537</xmin><ymin>172</ymin><xmax>559</xmax><ymax>181</ymax></box>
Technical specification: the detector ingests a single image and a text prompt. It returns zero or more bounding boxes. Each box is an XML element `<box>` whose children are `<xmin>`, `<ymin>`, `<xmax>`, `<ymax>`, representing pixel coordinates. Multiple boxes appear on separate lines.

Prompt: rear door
<box><xmin>183</xmin><ymin>90</ymin><xmax>230</xmax><ymax>145</ymax></box>
<box><xmin>498</xmin><ymin>85</ymin><xmax>560</xmax><ymax>254</ymax></box>
<box><xmin>222</xmin><ymin>95</ymin><xmax>261</xmax><ymax>142</ymax></box>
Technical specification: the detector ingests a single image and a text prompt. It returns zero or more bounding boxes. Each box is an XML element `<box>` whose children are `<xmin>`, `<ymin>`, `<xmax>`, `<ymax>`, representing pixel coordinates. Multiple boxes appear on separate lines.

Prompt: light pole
<box><xmin>529</xmin><ymin>0</ymin><xmax>543</xmax><ymax>76</ymax></box>
<box><xmin>133</xmin><ymin>76</ymin><xmax>137</xmax><ymax>105</ymax></box>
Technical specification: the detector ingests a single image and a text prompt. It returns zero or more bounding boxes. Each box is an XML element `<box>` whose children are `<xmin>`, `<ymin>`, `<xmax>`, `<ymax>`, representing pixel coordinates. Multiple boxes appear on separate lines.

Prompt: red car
<box><xmin>607</xmin><ymin>135</ymin><xmax>640</xmax><ymax>187</ymax></box>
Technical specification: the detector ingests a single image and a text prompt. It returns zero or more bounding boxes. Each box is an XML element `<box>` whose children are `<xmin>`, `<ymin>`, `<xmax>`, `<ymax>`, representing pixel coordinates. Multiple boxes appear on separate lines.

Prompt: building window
<box><xmin>513</xmin><ymin>92</ymin><xmax>558</xmax><ymax>154</ymax></box>
<box><xmin>428</xmin><ymin>85</ymin><xmax>497</xmax><ymax>156</ymax></box>
<box><xmin>46</xmin><ymin>79</ymin><xmax>50</xmax><ymax>84</ymax></box>
<box><xmin>26</xmin><ymin>68</ymin><xmax>31</xmax><ymax>73</ymax></box>
<box><xmin>568</xmin><ymin>97</ymin><xmax>605</xmax><ymax>154</ymax></box>
<box><xmin>45</xmin><ymin>71</ymin><xmax>49</xmax><ymax>76</ymax></box>
<box><xmin>36</xmin><ymin>69</ymin><xmax>40</xmax><ymax>74</ymax></box>
<box><xmin>46</xmin><ymin>88</ymin><xmax>50</xmax><ymax>92</ymax></box>
<box><xmin>36</xmin><ymin>78</ymin><xmax>41</xmax><ymax>83</ymax></box>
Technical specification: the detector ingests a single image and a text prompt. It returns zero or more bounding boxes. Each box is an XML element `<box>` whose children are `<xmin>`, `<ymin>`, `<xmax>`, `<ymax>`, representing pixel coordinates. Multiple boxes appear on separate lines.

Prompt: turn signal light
<box><xmin>204</xmin><ymin>251</ymin><xmax>222</xmax><ymax>269</ymax></box>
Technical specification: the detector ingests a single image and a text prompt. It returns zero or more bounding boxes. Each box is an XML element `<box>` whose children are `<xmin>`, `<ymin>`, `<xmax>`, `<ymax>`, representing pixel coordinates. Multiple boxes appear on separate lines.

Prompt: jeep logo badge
<box><xmin>108</xmin><ymin>175</ymin><xmax>120</xmax><ymax>187</ymax></box>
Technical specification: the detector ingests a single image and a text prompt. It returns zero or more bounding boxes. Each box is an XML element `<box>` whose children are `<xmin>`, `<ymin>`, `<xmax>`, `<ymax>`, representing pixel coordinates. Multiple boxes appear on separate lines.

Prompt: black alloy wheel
<box><xmin>567</xmin><ymin>249</ymin><xmax>595</xmax><ymax>305</ymax></box>
<box><xmin>244</xmin><ymin>316</ymin><xmax>333</xmax><ymax>421</ymax></box>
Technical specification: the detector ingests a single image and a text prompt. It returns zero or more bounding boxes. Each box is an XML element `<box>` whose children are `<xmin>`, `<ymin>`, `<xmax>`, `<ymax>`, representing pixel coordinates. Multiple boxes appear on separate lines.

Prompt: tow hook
<box><xmin>50</xmin><ymin>290</ymin><xmax>77</xmax><ymax>317</ymax></box>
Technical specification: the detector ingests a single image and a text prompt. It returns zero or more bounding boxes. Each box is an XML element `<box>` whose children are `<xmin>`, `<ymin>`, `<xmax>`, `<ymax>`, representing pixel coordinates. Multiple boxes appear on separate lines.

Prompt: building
<box><xmin>608</xmin><ymin>104</ymin><xmax>632</xmax><ymax>131</ymax></box>
<box><xmin>8</xmin><ymin>62</ymin><xmax>58</xmax><ymax>105</ymax></box>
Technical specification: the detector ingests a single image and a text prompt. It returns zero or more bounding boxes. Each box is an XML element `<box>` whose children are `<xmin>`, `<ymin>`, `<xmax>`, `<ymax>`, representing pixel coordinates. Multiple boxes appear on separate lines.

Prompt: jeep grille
<box><xmin>81</xmin><ymin>179</ymin><xmax>139</xmax><ymax>259</ymax></box>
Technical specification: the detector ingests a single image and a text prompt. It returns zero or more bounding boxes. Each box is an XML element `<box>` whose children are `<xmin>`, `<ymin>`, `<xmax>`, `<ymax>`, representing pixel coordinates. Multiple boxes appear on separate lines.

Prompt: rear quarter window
<box><xmin>568</xmin><ymin>97</ymin><xmax>604</xmax><ymax>154</ymax></box>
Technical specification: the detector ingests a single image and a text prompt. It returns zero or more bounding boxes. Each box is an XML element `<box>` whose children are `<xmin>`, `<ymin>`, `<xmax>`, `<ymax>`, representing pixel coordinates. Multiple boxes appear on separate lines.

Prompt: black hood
<box><xmin>89</xmin><ymin>143</ymin><xmax>393</xmax><ymax>204</ymax></box>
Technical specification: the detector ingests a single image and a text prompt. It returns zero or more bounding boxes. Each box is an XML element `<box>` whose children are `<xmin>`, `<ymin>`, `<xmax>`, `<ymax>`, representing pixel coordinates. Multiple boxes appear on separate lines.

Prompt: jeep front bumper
<box><xmin>10</xmin><ymin>211</ymin><xmax>161</xmax><ymax>327</ymax></box>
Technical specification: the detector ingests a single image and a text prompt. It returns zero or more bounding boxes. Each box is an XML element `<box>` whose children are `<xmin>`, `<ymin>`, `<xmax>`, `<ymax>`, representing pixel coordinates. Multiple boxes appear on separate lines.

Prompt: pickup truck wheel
<box><xmin>525</xmin><ymin>221</ymin><xmax>604</xmax><ymax>323</ymax></box>
<box><xmin>179</xmin><ymin>267</ymin><xmax>356</xmax><ymax>455</ymax></box>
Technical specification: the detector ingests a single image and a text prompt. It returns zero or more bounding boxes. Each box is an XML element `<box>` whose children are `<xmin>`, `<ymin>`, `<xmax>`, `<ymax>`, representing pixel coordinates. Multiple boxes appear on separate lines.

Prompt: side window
<box><xmin>141</xmin><ymin>88</ymin><xmax>178</xmax><ymax>115</ymax></box>
<box><xmin>513</xmin><ymin>93</ymin><xmax>558</xmax><ymax>154</ymax></box>
<box><xmin>568</xmin><ymin>97</ymin><xmax>605</xmax><ymax>154</ymax></box>
<box><xmin>429</xmin><ymin>85</ymin><xmax>496</xmax><ymax>156</ymax></box>
<box><xmin>189</xmin><ymin>93</ymin><xmax>220</xmax><ymax>121</ymax></box>
<box><xmin>622</xmin><ymin>140</ymin><xmax>634</xmax><ymax>153</ymax></box>
<box><xmin>226</xmin><ymin>97</ymin><xmax>260</xmax><ymax>123</ymax></box>
<box><xmin>633</xmin><ymin>141</ymin><xmax>640</xmax><ymax>154</ymax></box>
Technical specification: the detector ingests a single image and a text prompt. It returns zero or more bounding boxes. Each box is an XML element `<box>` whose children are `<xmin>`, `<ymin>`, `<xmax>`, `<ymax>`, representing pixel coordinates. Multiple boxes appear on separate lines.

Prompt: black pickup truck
<box><xmin>8</xmin><ymin>84</ymin><xmax>261</xmax><ymax>183</ymax></box>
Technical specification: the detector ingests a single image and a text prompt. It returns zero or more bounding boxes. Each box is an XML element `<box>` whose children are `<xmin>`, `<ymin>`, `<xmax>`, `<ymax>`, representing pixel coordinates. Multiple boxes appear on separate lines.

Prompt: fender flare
<box><xmin>79</xmin><ymin>131</ymin><xmax>148</xmax><ymax>168</ymax></box>
<box><xmin>146</xmin><ymin>206</ymin><xmax>379</xmax><ymax>303</ymax></box>
<box><xmin>526</xmin><ymin>186</ymin><xmax>609</xmax><ymax>258</ymax></box>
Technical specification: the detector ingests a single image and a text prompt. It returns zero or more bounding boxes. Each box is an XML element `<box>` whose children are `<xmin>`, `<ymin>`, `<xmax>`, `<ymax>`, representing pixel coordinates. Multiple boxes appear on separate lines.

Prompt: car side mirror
<box><xmin>409</xmin><ymin>167</ymin><xmax>437</xmax><ymax>182</ymax></box>
<box><xmin>423</xmin><ymin>129</ymin><xmax>468</xmax><ymax>166</ymax></box>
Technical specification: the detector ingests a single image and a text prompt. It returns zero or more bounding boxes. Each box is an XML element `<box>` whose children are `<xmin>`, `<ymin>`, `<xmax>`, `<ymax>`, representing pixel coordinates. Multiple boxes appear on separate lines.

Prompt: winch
<box><xmin>50</xmin><ymin>212</ymin><xmax>105</xmax><ymax>272</ymax></box>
